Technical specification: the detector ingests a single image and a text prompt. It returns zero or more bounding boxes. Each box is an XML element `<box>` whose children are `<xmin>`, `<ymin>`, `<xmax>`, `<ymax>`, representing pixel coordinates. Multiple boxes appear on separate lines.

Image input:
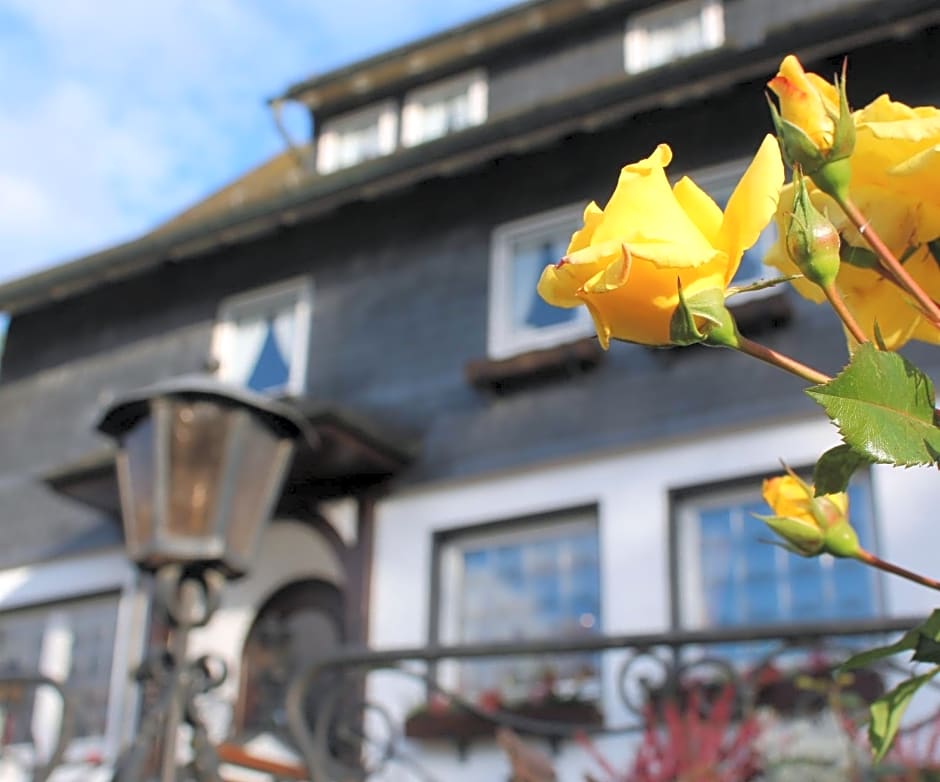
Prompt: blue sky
<box><xmin>0</xmin><ymin>0</ymin><xmax>521</xmax><ymax>286</ymax></box>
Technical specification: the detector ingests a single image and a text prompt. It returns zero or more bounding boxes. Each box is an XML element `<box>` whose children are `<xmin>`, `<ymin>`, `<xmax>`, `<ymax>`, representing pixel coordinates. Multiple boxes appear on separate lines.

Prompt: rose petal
<box><xmin>718</xmin><ymin>135</ymin><xmax>784</xmax><ymax>282</ymax></box>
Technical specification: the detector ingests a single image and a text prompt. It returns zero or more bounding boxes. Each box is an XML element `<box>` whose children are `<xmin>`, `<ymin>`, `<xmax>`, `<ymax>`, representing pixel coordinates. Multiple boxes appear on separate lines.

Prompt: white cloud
<box><xmin>0</xmin><ymin>0</ymin><xmax>520</xmax><ymax>286</ymax></box>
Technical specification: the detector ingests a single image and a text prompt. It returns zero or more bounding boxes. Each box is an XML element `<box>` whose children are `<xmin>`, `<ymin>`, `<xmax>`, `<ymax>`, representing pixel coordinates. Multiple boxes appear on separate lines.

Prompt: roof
<box><xmin>278</xmin><ymin>0</ymin><xmax>628</xmax><ymax>111</ymax></box>
<box><xmin>150</xmin><ymin>146</ymin><xmax>311</xmax><ymax>238</ymax></box>
<box><xmin>0</xmin><ymin>0</ymin><xmax>937</xmax><ymax>317</ymax></box>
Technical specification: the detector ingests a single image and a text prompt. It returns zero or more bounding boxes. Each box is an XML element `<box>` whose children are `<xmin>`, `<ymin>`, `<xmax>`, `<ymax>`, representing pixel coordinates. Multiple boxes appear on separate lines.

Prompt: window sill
<box><xmin>404</xmin><ymin>696</ymin><xmax>603</xmax><ymax>749</ymax></box>
<box><xmin>466</xmin><ymin>338</ymin><xmax>604</xmax><ymax>393</ymax></box>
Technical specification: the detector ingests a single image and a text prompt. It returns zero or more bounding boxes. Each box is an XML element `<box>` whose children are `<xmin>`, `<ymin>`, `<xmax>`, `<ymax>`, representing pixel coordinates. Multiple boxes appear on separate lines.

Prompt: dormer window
<box><xmin>212</xmin><ymin>277</ymin><xmax>312</xmax><ymax>396</ymax></box>
<box><xmin>316</xmin><ymin>100</ymin><xmax>398</xmax><ymax>175</ymax></box>
<box><xmin>401</xmin><ymin>70</ymin><xmax>488</xmax><ymax>147</ymax></box>
<box><xmin>624</xmin><ymin>0</ymin><xmax>724</xmax><ymax>74</ymax></box>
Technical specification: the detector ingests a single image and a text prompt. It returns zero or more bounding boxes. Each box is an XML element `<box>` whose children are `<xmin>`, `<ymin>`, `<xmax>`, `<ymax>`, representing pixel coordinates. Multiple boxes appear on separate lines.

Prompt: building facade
<box><xmin>1</xmin><ymin>0</ymin><xmax>939</xmax><ymax>779</ymax></box>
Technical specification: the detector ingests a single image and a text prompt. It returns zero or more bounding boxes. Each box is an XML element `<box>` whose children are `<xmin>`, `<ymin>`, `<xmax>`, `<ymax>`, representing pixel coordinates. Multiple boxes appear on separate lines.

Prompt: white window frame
<box><xmin>401</xmin><ymin>69</ymin><xmax>488</xmax><ymax>148</ymax></box>
<box><xmin>624</xmin><ymin>0</ymin><xmax>725</xmax><ymax>74</ymax></box>
<box><xmin>488</xmin><ymin>204</ymin><xmax>595</xmax><ymax>360</ymax></box>
<box><xmin>315</xmin><ymin>99</ymin><xmax>398</xmax><ymax>175</ymax></box>
<box><xmin>674</xmin><ymin>473</ymin><xmax>882</xmax><ymax>630</ymax></box>
<box><xmin>0</xmin><ymin>551</ymin><xmax>145</xmax><ymax>767</ymax></box>
<box><xmin>211</xmin><ymin>276</ymin><xmax>313</xmax><ymax>397</ymax></box>
<box><xmin>679</xmin><ymin>157</ymin><xmax>780</xmax><ymax>302</ymax></box>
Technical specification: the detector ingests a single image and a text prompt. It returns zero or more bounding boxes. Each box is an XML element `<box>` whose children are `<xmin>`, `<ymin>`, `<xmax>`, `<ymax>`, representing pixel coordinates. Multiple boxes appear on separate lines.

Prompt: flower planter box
<box><xmin>404</xmin><ymin>698</ymin><xmax>603</xmax><ymax>742</ymax></box>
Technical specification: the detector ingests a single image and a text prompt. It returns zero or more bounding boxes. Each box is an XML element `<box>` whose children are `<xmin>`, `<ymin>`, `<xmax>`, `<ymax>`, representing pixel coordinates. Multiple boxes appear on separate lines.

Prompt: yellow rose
<box><xmin>762</xmin><ymin>474</ymin><xmax>847</xmax><ymax>528</ymax></box>
<box><xmin>537</xmin><ymin>135</ymin><xmax>784</xmax><ymax>347</ymax></box>
<box><xmin>760</xmin><ymin>473</ymin><xmax>858</xmax><ymax>558</ymax></box>
<box><xmin>765</xmin><ymin>86</ymin><xmax>940</xmax><ymax>348</ymax></box>
<box><xmin>768</xmin><ymin>55</ymin><xmax>841</xmax><ymax>151</ymax></box>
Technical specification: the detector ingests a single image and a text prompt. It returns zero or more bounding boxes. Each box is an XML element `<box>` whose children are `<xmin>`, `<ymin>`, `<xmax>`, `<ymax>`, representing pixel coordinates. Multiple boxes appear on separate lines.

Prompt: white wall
<box><xmin>367</xmin><ymin>414</ymin><xmax>940</xmax><ymax>781</ymax></box>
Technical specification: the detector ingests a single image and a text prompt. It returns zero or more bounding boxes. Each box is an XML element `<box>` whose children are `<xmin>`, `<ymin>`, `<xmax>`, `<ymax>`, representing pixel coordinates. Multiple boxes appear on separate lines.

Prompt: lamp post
<box><xmin>97</xmin><ymin>377</ymin><xmax>307</xmax><ymax>782</ymax></box>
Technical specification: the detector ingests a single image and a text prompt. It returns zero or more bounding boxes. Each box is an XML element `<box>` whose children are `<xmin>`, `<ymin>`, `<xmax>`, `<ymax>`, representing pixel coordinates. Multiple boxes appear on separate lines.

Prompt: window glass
<box><xmin>625</xmin><ymin>0</ymin><xmax>725</xmax><ymax>74</ymax></box>
<box><xmin>439</xmin><ymin>510</ymin><xmax>601</xmax><ymax>702</ymax></box>
<box><xmin>402</xmin><ymin>71</ymin><xmax>487</xmax><ymax>147</ymax></box>
<box><xmin>0</xmin><ymin>592</ymin><xmax>120</xmax><ymax>742</ymax></box>
<box><xmin>214</xmin><ymin>278</ymin><xmax>312</xmax><ymax>396</ymax></box>
<box><xmin>677</xmin><ymin>475</ymin><xmax>879</xmax><ymax>632</ymax></box>
<box><xmin>316</xmin><ymin>101</ymin><xmax>397</xmax><ymax>174</ymax></box>
<box><xmin>489</xmin><ymin>206</ymin><xmax>594</xmax><ymax>359</ymax></box>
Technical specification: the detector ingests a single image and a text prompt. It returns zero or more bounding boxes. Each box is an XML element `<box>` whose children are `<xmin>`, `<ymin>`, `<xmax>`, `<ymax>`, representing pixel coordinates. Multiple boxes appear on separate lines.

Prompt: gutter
<box><xmin>0</xmin><ymin>0</ymin><xmax>936</xmax><ymax>316</ymax></box>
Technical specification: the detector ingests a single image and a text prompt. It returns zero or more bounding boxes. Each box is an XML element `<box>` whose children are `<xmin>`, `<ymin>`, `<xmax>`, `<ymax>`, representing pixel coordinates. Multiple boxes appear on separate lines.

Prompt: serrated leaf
<box><xmin>813</xmin><ymin>445</ymin><xmax>871</xmax><ymax>495</ymax></box>
<box><xmin>806</xmin><ymin>344</ymin><xmax>940</xmax><ymax>467</ymax></box>
<box><xmin>869</xmin><ymin>668</ymin><xmax>939</xmax><ymax>762</ymax></box>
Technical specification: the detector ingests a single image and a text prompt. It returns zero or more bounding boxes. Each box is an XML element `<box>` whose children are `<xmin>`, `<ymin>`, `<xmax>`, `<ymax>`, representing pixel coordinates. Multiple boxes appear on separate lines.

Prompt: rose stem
<box><xmin>857</xmin><ymin>549</ymin><xmax>940</xmax><ymax>593</ymax></box>
<box><xmin>736</xmin><ymin>336</ymin><xmax>832</xmax><ymax>385</ymax></box>
<box><xmin>822</xmin><ymin>283</ymin><xmax>869</xmax><ymax>345</ymax></box>
<box><xmin>839</xmin><ymin>197</ymin><xmax>940</xmax><ymax>329</ymax></box>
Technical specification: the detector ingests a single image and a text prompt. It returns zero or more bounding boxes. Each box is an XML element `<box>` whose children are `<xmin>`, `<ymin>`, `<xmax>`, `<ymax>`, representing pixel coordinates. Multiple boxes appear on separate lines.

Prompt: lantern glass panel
<box><xmin>167</xmin><ymin>400</ymin><xmax>229</xmax><ymax>540</ymax></box>
<box><xmin>120</xmin><ymin>416</ymin><xmax>156</xmax><ymax>556</ymax></box>
<box><xmin>225</xmin><ymin>417</ymin><xmax>295</xmax><ymax>571</ymax></box>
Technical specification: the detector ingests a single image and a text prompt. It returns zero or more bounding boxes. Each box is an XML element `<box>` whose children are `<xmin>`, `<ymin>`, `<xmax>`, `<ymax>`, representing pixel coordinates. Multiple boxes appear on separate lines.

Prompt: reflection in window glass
<box><xmin>489</xmin><ymin>206</ymin><xmax>594</xmax><ymax>359</ymax></box>
<box><xmin>625</xmin><ymin>0</ymin><xmax>724</xmax><ymax>74</ymax></box>
<box><xmin>440</xmin><ymin>511</ymin><xmax>601</xmax><ymax>702</ymax></box>
<box><xmin>0</xmin><ymin>593</ymin><xmax>120</xmax><ymax>741</ymax></box>
<box><xmin>680</xmin><ymin>478</ymin><xmax>879</xmax><ymax>630</ymax></box>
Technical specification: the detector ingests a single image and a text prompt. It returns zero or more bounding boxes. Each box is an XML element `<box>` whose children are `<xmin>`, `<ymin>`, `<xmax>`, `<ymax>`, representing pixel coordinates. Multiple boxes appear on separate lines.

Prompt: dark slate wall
<box><xmin>2</xmin><ymin>26</ymin><xmax>938</xmax><ymax>567</ymax></box>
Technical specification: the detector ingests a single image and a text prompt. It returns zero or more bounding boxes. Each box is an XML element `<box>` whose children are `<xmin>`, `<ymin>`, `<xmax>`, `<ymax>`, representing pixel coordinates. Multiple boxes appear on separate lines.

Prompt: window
<box><xmin>401</xmin><ymin>70</ymin><xmax>487</xmax><ymax>147</ymax></box>
<box><xmin>212</xmin><ymin>277</ymin><xmax>312</xmax><ymax>396</ymax></box>
<box><xmin>686</xmin><ymin>159</ymin><xmax>779</xmax><ymax>299</ymax></box>
<box><xmin>624</xmin><ymin>0</ymin><xmax>724</xmax><ymax>74</ymax></box>
<box><xmin>0</xmin><ymin>593</ymin><xmax>120</xmax><ymax>743</ymax></box>
<box><xmin>488</xmin><ymin>205</ymin><xmax>595</xmax><ymax>359</ymax></box>
<box><xmin>674</xmin><ymin>473</ymin><xmax>880</xmax><ymax>631</ymax></box>
<box><xmin>437</xmin><ymin>509</ymin><xmax>601</xmax><ymax>702</ymax></box>
<box><xmin>316</xmin><ymin>100</ymin><xmax>398</xmax><ymax>174</ymax></box>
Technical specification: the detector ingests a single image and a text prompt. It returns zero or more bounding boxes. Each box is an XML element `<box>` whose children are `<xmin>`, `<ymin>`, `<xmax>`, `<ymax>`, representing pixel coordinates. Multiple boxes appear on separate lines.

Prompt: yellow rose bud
<box><xmin>760</xmin><ymin>473</ymin><xmax>860</xmax><ymax>559</ymax></box>
<box><xmin>765</xmin><ymin>86</ymin><xmax>940</xmax><ymax>349</ymax></box>
<box><xmin>767</xmin><ymin>55</ymin><xmax>855</xmax><ymax>200</ymax></box>
<box><xmin>537</xmin><ymin>136</ymin><xmax>783</xmax><ymax>347</ymax></box>
<box><xmin>768</xmin><ymin>55</ymin><xmax>841</xmax><ymax>151</ymax></box>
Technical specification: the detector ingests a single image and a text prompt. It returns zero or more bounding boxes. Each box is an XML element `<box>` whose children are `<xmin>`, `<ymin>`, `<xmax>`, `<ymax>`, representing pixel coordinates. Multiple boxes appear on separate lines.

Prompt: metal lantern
<box><xmin>97</xmin><ymin>376</ymin><xmax>306</xmax><ymax>577</ymax></box>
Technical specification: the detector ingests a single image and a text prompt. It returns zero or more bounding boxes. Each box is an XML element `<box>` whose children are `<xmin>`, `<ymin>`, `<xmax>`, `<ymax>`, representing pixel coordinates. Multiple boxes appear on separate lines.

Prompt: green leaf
<box><xmin>913</xmin><ymin>635</ymin><xmax>940</xmax><ymax>664</ymax></box>
<box><xmin>670</xmin><ymin>281</ymin><xmax>706</xmax><ymax>347</ymax></box>
<box><xmin>806</xmin><ymin>344</ymin><xmax>940</xmax><ymax>467</ymax></box>
<box><xmin>727</xmin><ymin>274</ymin><xmax>801</xmax><ymax>297</ymax></box>
<box><xmin>841</xmin><ymin>629</ymin><xmax>919</xmax><ymax>671</ymax></box>
<box><xmin>929</xmin><ymin>238</ymin><xmax>940</xmax><ymax>268</ymax></box>
<box><xmin>841</xmin><ymin>610</ymin><xmax>940</xmax><ymax>671</ymax></box>
<box><xmin>840</xmin><ymin>243</ymin><xmax>880</xmax><ymax>270</ymax></box>
<box><xmin>869</xmin><ymin>668</ymin><xmax>939</xmax><ymax>762</ymax></box>
<box><xmin>813</xmin><ymin>444</ymin><xmax>871</xmax><ymax>495</ymax></box>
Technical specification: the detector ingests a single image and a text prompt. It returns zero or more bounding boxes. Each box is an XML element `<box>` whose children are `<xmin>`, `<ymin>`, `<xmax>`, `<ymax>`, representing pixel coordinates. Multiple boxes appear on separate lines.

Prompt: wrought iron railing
<box><xmin>283</xmin><ymin>615</ymin><xmax>936</xmax><ymax>782</ymax></box>
<box><xmin>3</xmin><ymin>615</ymin><xmax>938</xmax><ymax>781</ymax></box>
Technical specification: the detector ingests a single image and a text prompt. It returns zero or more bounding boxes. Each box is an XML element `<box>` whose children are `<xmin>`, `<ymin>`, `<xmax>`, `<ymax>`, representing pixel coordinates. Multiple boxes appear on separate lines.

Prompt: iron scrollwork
<box><xmin>112</xmin><ymin>565</ymin><xmax>228</xmax><ymax>782</ymax></box>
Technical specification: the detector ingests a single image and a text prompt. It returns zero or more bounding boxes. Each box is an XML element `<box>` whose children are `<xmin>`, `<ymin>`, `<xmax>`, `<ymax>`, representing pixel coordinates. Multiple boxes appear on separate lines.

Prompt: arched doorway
<box><xmin>236</xmin><ymin>578</ymin><xmax>344</xmax><ymax>741</ymax></box>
